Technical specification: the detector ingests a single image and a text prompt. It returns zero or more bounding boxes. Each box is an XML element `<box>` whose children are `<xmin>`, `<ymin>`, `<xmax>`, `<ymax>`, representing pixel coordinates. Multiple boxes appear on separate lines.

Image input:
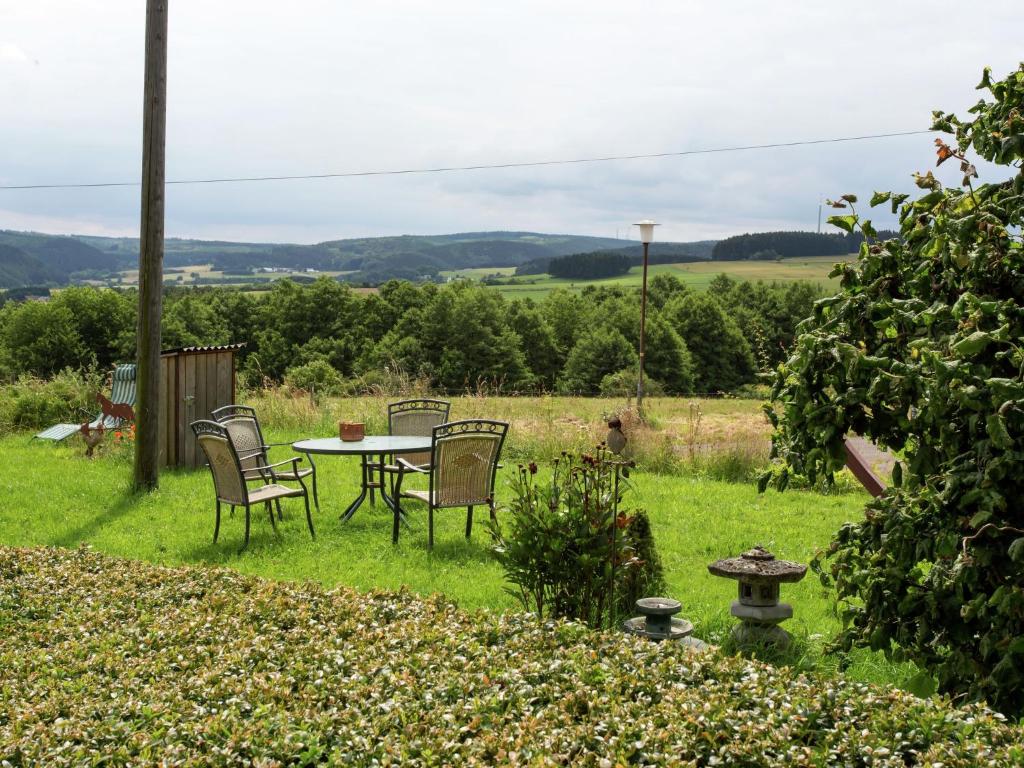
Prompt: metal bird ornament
<box><xmin>606</xmin><ymin>417</ymin><xmax>627</xmax><ymax>455</ymax></box>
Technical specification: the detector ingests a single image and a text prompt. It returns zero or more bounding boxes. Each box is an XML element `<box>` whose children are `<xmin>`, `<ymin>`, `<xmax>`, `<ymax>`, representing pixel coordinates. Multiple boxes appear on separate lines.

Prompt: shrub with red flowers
<box><xmin>491</xmin><ymin>446</ymin><xmax>665</xmax><ymax>629</ymax></box>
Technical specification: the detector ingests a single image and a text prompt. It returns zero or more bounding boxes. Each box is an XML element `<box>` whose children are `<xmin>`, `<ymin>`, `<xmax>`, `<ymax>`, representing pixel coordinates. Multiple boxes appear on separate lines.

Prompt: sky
<box><xmin>0</xmin><ymin>1</ymin><xmax>1021</xmax><ymax>245</ymax></box>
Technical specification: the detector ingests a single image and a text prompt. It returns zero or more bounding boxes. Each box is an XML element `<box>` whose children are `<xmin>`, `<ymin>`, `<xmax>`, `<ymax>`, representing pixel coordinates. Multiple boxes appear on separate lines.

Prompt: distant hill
<box><xmin>0</xmin><ymin>244</ymin><xmax>62</xmax><ymax>288</ymax></box>
<box><xmin>0</xmin><ymin>230</ymin><xmax>115</xmax><ymax>277</ymax></box>
<box><xmin>0</xmin><ymin>229</ymin><xmax>718</xmax><ymax>287</ymax></box>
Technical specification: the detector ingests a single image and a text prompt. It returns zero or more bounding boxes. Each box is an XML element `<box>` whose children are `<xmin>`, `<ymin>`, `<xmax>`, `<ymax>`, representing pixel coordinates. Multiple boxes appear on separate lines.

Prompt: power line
<box><xmin>0</xmin><ymin>129</ymin><xmax>932</xmax><ymax>191</ymax></box>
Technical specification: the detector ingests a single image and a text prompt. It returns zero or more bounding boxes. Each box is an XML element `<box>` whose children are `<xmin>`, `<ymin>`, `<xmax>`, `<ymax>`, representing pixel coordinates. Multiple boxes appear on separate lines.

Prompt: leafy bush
<box><xmin>2</xmin><ymin>546</ymin><xmax>1022</xmax><ymax>765</ymax></box>
<box><xmin>764</xmin><ymin>65</ymin><xmax>1024</xmax><ymax>714</ymax></box>
<box><xmin>0</xmin><ymin>368</ymin><xmax>101</xmax><ymax>433</ymax></box>
<box><xmin>491</xmin><ymin>449</ymin><xmax>660</xmax><ymax>628</ymax></box>
<box><xmin>284</xmin><ymin>358</ymin><xmax>345</xmax><ymax>397</ymax></box>
<box><xmin>598</xmin><ymin>367</ymin><xmax>665</xmax><ymax>398</ymax></box>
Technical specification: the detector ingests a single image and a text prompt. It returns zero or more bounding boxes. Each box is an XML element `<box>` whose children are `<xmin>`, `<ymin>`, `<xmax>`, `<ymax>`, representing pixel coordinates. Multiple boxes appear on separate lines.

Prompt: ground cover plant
<box><xmin>2</xmin><ymin>546</ymin><xmax>1021</xmax><ymax>765</ymax></box>
<box><xmin>766</xmin><ymin>63</ymin><xmax>1024</xmax><ymax>715</ymax></box>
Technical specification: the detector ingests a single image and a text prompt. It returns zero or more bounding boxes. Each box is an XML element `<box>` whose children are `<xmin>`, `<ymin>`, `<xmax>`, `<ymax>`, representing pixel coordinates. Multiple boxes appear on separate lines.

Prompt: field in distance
<box><xmin>462</xmin><ymin>255</ymin><xmax>849</xmax><ymax>301</ymax></box>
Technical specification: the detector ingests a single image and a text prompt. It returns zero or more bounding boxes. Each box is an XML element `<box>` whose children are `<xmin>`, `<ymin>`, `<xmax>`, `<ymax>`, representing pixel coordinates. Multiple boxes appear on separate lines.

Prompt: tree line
<box><xmin>0</xmin><ymin>275</ymin><xmax>823</xmax><ymax>396</ymax></box>
<box><xmin>711</xmin><ymin>230</ymin><xmax>899</xmax><ymax>261</ymax></box>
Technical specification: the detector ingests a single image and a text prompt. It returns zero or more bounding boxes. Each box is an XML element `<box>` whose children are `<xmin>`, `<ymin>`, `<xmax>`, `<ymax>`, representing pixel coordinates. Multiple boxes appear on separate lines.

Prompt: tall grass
<box><xmin>243</xmin><ymin>387</ymin><xmax>773</xmax><ymax>479</ymax></box>
<box><xmin>0</xmin><ymin>369</ymin><xmax>103</xmax><ymax>434</ymax></box>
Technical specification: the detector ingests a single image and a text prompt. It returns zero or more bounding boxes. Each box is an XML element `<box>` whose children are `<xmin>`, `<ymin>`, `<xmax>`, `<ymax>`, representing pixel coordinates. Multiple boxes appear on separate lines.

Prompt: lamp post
<box><xmin>633</xmin><ymin>219</ymin><xmax>659</xmax><ymax>411</ymax></box>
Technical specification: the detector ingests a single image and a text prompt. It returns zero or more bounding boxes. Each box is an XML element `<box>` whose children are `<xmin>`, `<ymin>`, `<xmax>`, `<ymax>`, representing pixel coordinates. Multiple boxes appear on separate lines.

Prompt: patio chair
<box><xmin>211</xmin><ymin>404</ymin><xmax>319</xmax><ymax>514</ymax></box>
<box><xmin>392</xmin><ymin>419</ymin><xmax>508</xmax><ymax>549</ymax></box>
<box><xmin>374</xmin><ymin>398</ymin><xmax>451</xmax><ymax>500</ymax></box>
<box><xmin>191</xmin><ymin>420</ymin><xmax>315</xmax><ymax>552</ymax></box>
<box><xmin>34</xmin><ymin>363</ymin><xmax>136</xmax><ymax>441</ymax></box>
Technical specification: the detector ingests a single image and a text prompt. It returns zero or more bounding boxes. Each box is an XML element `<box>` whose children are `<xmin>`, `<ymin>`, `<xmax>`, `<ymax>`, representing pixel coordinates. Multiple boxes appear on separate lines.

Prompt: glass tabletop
<box><xmin>291</xmin><ymin>435</ymin><xmax>432</xmax><ymax>455</ymax></box>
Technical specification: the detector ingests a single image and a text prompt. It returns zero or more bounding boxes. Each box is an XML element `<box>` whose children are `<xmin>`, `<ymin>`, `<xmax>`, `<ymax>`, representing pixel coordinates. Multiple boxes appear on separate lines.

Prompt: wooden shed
<box><xmin>159</xmin><ymin>343</ymin><xmax>245</xmax><ymax>469</ymax></box>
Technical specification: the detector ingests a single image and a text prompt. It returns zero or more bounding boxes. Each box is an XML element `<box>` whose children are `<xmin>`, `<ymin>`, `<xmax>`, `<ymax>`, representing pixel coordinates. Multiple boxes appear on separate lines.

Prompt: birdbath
<box><xmin>623</xmin><ymin>597</ymin><xmax>693</xmax><ymax>642</ymax></box>
<box><xmin>707</xmin><ymin>546</ymin><xmax>807</xmax><ymax>648</ymax></box>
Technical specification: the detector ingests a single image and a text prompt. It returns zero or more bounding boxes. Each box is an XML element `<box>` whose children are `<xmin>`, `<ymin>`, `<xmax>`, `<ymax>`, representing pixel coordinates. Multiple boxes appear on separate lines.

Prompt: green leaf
<box><xmin>869</xmin><ymin>191</ymin><xmax>891</xmax><ymax>207</ymax></box>
<box><xmin>953</xmin><ymin>331</ymin><xmax>992</xmax><ymax>356</ymax></box>
<box><xmin>904</xmin><ymin>670</ymin><xmax>937</xmax><ymax>698</ymax></box>
<box><xmin>827</xmin><ymin>215</ymin><xmax>858</xmax><ymax>234</ymax></box>
<box><xmin>891</xmin><ymin>462</ymin><xmax>902</xmax><ymax>488</ymax></box>
<box><xmin>1008</xmin><ymin>538</ymin><xmax>1024</xmax><ymax>563</ymax></box>
<box><xmin>986</xmin><ymin>414</ymin><xmax>1013</xmax><ymax>449</ymax></box>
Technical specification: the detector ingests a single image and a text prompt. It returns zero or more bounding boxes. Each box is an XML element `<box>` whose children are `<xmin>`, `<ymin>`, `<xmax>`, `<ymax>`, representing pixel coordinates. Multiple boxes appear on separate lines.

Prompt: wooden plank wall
<box><xmin>159</xmin><ymin>349</ymin><xmax>238</xmax><ymax>469</ymax></box>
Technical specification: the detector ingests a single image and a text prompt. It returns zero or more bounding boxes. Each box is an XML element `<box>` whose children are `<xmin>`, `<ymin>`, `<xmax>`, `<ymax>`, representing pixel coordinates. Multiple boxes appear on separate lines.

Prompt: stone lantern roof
<box><xmin>707</xmin><ymin>546</ymin><xmax>807</xmax><ymax>585</ymax></box>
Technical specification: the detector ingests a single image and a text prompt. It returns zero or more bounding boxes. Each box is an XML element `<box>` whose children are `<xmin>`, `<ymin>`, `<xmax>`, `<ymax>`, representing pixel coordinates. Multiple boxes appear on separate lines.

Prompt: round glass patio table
<box><xmin>292</xmin><ymin>436</ymin><xmax>431</xmax><ymax>522</ymax></box>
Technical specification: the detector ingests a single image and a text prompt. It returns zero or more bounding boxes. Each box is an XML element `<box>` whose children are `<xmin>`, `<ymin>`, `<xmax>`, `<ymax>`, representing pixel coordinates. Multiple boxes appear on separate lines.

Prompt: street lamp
<box><xmin>633</xmin><ymin>219</ymin><xmax>659</xmax><ymax>411</ymax></box>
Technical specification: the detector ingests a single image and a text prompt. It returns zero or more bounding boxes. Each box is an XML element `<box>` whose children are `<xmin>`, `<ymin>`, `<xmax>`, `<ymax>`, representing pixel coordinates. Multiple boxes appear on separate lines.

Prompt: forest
<box><xmin>711</xmin><ymin>229</ymin><xmax>898</xmax><ymax>260</ymax></box>
<box><xmin>0</xmin><ymin>275</ymin><xmax>821</xmax><ymax>397</ymax></box>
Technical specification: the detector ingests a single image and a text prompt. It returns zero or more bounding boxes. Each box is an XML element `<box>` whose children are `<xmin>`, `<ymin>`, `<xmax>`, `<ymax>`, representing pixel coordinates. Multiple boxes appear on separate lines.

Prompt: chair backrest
<box><xmin>429</xmin><ymin>419</ymin><xmax>508</xmax><ymax>508</ymax></box>
<box><xmin>192</xmin><ymin>420</ymin><xmax>248</xmax><ymax>505</ymax></box>
<box><xmin>389</xmin><ymin>399</ymin><xmax>451</xmax><ymax>467</ymax></box>
<box><xmin>109</xmin><ymin>364</ymin><xmax>137</xmax><ymax>406</ymax></box>
<box><xmin>211</xmin><ymin>405</ymin><xmax>267</xmax><ymax>472</ymax></box>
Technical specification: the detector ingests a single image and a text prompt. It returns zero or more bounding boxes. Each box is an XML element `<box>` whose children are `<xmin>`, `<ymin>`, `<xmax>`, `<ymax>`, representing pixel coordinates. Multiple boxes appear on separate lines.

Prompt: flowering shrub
<box><xmin>1</xmin><ymin>546</ymin><xmax>1022</xmax><ymax>765</ymax></box>
<box><xmin>491</xmin><ymin>447</ymin><xmax>664</xmax><ymax>628</ymax></box>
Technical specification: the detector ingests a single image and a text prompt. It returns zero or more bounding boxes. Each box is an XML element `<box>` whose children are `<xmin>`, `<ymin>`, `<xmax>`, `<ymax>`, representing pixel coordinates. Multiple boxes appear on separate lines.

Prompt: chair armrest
<box><xmin>238</xmin><ymin>449</ymin><xmax>266</xmax><ymax>462</ymax></box>
<box><xmin>393</xmin><ymin>457</ymin><xmax>428</xmax><ymax>499</ymax></box>
<box><xmin>262</xmin><ymin>441</ymin><xmax>296</xmax><ymax>448</ymax></box>
<box><xmin>256</xmin><ymin>457</ymin><xmax>303</xmax><ymax>472</ymax></box>
<box><xmin>396</xmin><ymin>458</ymin><xmax>428</xmax><ymax>474</ymax></box>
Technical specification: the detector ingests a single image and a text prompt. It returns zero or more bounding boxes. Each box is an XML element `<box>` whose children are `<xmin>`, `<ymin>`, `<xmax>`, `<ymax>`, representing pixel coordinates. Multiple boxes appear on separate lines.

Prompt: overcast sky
<box><xmin>0</xmin><ymin>1</ymin><xmax>1020</xmax><ymax>244</ymax></box>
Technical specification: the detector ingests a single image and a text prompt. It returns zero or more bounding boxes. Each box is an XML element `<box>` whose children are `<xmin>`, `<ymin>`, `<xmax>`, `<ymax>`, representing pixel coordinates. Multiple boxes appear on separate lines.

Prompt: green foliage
<box><xmin>665</xmin><ymin>292</ymin><xmax>755</xmax><ymax>392</ymax></box>
<box><xmin>0</xmin><ymin>300</ymin><xmax>86</xmax><ymax>377</ymax></box>
<box><xmin>711</xmin><ymin>229</ymin><xmax>896</xmax><ymax>260</ymax></box>
<box><xmin>557</xmin><ymin>326</ymin><xmax>637</xmax><ymax>394</ymax></box>
<box><xmin>598</xmin><ymin>368</ymin><xmax>665</xmax><ymax>398</ymax></box>
<box><xmin>4</xmin><ymin>546</ymin><xmax>1023</xmax><ymax>764</ymax></box>
<box><xmin>765</xmin><ymin>64</ymin><xmax>1024</xmax><ymax>714</ymax></box>
<box><xmin>284</xmin><ymin>358</ymin><xmax>345</xmax><ymax>397</ymax></box>
<box><xmin>546</xmin><ymin>250</ymin><xmax>633</xmax><ymax>279</ymax></box>
<box><xmin>0</xmin><ymin>368</ymin><xmax>102</xmax><ymax>431</ymax></box>
<box><xmin>491</xmin><ymin>450</ymin><xmax>652</xmax><ymax>628</ymax></box>
<box><xmin>614</xmin><ymin>509</ymin><xmax>667</xmax><ymax>618</ymax></box>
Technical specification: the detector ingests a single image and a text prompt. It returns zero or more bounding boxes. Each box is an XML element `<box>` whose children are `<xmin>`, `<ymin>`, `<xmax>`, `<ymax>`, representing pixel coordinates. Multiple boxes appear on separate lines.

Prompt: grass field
<box><xmin>487</xmin><ymin>256</ymin><xmax>848</xmax><ymax>301</ymax></box>
<box><xmin>0</xmin><ymin>391</ymin><xmax>915</xmax><ymax>689</ymax></box>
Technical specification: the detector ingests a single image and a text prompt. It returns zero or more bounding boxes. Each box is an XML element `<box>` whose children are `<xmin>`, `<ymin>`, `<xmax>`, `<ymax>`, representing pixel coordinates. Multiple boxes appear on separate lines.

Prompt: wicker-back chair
<box><xmin>211</xmin><ymin>404</ymin><xmax>319</xmax><ymax>513</ymax></box>
<box><xmin>370</xmin><ymin>399</ymin><xmax>451</xmax><ymax>502</ymax></box>
<box><xmin>192</xmin><ymin>420</ymin><xmax>315</xmax><ymax>552</ymax></box>
<box><xmin>393</xmin><ymin>419</ymin><xmax>508</xmax><ymax>549</ymax></box>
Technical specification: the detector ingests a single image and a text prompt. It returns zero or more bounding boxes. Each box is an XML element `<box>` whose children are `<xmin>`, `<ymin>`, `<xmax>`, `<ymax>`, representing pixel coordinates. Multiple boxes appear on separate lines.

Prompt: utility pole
<box><xmin>134</xmin><ymin>0</ymin><xmax>168</xmax><ymax>491</ymax></box>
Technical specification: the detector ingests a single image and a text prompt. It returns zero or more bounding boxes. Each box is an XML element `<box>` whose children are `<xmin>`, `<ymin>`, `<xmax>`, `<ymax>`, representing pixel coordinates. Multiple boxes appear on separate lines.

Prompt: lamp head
<box><xmin>633</xmin><ymin>219</ymin><xmax>659</xmax><ymax>244</ymax></box>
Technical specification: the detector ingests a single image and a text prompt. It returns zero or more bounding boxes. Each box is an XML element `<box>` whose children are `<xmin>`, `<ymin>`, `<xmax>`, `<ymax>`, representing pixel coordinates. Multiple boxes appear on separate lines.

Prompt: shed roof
<box><xmin>161</xmin><ymin>343</ymin><xmax>246</xmax><ymax>356</ymax></box>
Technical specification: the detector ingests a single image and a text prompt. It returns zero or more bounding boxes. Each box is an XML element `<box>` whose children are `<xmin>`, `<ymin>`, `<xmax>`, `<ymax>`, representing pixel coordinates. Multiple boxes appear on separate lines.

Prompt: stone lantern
<box><xmin>707</xmin><ymin>546</ymin><xmax>807</xmax><ymax>648</ymax></box>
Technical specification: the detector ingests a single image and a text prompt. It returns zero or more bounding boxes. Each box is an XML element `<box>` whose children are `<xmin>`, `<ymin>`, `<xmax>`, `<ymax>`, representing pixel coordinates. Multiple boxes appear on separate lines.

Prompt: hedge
<box><xmin>1</xmin><ymin>547</ymin><xmax>1021</xmax><ymax>766</ymax></box>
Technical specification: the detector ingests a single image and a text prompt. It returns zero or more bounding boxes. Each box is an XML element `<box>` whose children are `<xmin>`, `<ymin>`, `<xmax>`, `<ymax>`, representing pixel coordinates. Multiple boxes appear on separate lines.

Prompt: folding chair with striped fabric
<box><xmin>33</xmin><ymin>364</ymin><xmax>137</xmax><ymax>441</ymax></box>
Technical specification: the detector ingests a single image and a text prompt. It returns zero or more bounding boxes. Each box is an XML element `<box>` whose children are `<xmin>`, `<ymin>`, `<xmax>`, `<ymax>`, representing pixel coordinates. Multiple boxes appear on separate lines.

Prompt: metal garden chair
<box><xmin>392</xmin><ymin>419</ymin><xmax>508</xmax><ymax>549</ymax></box>
<box><xmin>371</xmin><ymin>398</ymin><xmax>451</xmax><ymax>502</ymax></box>
<box><xmin>192</xmin><ymin>420</ymin><xmax>315</xmax><ymax>553</ymax></box>
<box><xmin>211</xmin><ymin>404</ymin><xmax>319</xmax><ymax>514</ymax></box>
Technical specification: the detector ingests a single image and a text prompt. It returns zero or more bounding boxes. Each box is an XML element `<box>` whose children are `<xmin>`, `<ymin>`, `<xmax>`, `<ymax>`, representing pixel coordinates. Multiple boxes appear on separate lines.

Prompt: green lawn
<box><xmin>488</xmin><ymin>256</ymin><xmax>848</xmax><ymax>301</ymax></box>
<box><xmin>0</xmin><ymin>429</ymin><xmax>910</xmax><ymax>687</ymax></box>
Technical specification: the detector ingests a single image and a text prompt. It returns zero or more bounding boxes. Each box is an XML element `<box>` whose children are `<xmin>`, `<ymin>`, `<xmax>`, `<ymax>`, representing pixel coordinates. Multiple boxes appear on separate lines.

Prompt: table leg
<box><xmin>341</xmin><ymin>455</ymin><xmax>369</xmax><ymax>522</ymax></box>
<box><xmin>379</xmin><ymin>452</ymin><xmax>412</xmax><ymax>529</ymax></box>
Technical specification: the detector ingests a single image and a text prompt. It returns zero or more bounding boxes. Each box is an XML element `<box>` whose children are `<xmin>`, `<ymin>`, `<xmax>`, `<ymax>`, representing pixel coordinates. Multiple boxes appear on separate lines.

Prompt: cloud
<box><xmin>0</xmin><ymin>42</ymin><xmax>33</xmax><ymax>64</ymax></box>
<box><xmin>1</xmin><ymin>1</ymin><xmax>1022</xmax><ymax>242</ymax></box>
